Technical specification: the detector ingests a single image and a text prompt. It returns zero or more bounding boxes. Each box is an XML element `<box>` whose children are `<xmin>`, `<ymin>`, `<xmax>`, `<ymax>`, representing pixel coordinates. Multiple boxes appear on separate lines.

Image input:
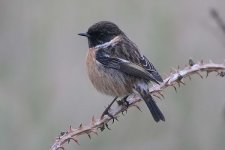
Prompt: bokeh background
<box><xmin>0</xmin><ymin>0</ymin><xmax>225</xmax><ymax>150</ymax></box>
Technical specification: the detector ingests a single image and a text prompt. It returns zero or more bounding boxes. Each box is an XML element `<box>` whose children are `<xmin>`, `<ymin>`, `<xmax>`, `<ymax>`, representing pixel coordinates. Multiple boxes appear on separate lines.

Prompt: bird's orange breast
<box><xmin>86</xmin><ymin>48</ymin><xmax>133</xmax><ymax>96</ymax></box>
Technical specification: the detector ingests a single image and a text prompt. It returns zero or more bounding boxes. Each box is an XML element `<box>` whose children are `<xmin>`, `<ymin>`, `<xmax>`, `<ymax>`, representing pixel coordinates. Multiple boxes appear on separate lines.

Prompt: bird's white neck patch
<box><xmin>95</xmin><ymin>36</ymin><xmax>121</xmax><ymax>49</ymax></box>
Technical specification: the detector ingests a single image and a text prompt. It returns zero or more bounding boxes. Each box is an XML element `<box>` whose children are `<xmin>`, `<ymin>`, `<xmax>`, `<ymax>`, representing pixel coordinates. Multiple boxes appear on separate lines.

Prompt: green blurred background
<box><xmin>0</xmin><ymin>0</ymin><xmax>225</xmax><ymax>150</ymax></box>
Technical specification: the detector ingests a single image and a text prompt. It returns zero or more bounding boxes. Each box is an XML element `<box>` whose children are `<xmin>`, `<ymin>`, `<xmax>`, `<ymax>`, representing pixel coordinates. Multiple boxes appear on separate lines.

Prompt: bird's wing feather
<box><xmin>139</xmin><ymin>55</ymin><xmax>163</xmax><ymax>82</ymax></box>
<box><xmin>96</xmin><ymin>49</ymin><xmax>160</xmax><ymax>84</ymax></box>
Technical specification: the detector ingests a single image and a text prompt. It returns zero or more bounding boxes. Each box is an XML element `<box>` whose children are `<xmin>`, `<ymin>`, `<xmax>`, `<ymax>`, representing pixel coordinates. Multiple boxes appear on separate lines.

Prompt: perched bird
<box><xmin>79</xmin><ymin>21</ymin><xmax>165</xmax><ymax>122</ymax></box>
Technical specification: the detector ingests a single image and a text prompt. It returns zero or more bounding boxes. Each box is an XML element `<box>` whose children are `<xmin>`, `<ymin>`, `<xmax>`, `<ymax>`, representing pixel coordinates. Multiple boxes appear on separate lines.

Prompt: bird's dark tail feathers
<box><xmin>137</xmin><ymin>88</ymin><xmax>165</xmax><ymax>122</ymax></box>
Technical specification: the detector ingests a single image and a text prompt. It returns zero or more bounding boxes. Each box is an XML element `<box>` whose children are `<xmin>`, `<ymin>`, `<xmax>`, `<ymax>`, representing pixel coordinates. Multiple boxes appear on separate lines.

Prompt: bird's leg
<box><xmin>100</xmin><ymin>96</ymin><xmax>118</xmax><ymax>131</ymax></box>
<box><xmin>117</xmin><ymin>95</ymin><xmax>129</xmax><ymax>107</ymax></box>
<box><xmin>101</xmin><ymin>96</ymin><xmax>118</xmax><ymax>120</ymax></box>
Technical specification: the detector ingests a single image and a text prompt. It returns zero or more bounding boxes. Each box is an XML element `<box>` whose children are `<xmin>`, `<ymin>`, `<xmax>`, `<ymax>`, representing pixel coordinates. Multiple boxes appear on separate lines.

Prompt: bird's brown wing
<box><xmin>139</xmin><ymin>55</ymin><xmax>163</xmax><ymax>82</ymax></box>
<box><xmin>96</xmin><ymin>48</ymin><xmax>160</xmax><ymax>84</ymax></box>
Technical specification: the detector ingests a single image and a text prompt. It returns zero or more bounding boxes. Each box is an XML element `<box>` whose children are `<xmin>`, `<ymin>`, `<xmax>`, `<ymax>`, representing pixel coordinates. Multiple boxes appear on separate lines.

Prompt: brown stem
<box><xmin>50</xmin><ymin>59</ymin><xmax>225</xmax><ymax>150</ymax></box>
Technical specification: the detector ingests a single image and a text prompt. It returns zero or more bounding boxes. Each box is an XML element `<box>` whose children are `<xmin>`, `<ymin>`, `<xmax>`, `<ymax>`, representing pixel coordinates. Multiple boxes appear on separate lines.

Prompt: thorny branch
<box><xmin>50</xmin><ymin>59</ymin><xmax>225</xmax><ymax>150</ymax></box>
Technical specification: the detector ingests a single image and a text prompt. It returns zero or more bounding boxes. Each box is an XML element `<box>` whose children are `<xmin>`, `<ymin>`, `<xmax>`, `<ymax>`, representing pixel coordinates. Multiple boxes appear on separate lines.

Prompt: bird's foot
<box><xmin>101</xmin><ymin>96</ymin><xmax>118</xmax><ymax>123</ymax></box>
<box><xmin>117</xmin><ymin>95</ymin><xmax>129</xmax><ymax>108</ymax></box>
<box><xmin>100</xmin><ymin>122</ymin><xmax>111</xmax><ymax>131</ymax></box>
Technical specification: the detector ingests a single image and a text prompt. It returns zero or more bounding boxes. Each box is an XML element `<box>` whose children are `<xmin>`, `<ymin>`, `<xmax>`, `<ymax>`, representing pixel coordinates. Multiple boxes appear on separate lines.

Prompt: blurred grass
<box><xmin>0</xmin><ymin>0</ymin><xmax>225</xmax><ymax>150</ymax></box>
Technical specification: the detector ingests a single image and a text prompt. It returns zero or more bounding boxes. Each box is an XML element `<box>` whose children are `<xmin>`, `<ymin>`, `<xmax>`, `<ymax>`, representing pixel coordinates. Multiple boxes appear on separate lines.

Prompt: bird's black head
<box><xmin>78</xmin><ymin>21</ymin><xmax>124</xmax><ymax>48</ymax></box>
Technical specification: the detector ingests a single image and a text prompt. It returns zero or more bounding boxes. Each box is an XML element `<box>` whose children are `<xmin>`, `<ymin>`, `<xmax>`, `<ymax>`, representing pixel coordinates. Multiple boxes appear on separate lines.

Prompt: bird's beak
<box><xmin>78</xmin><ymin>32</ymin><xmax>90</xmax><ymax>38</ymax></box>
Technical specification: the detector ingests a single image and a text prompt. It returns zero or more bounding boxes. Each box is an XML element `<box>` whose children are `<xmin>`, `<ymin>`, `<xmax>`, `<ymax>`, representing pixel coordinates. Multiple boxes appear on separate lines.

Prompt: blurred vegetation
<box><xmin>0</xmin><ymin>0</ymin><xmax>225</xmax><ymax>150</ymax></box>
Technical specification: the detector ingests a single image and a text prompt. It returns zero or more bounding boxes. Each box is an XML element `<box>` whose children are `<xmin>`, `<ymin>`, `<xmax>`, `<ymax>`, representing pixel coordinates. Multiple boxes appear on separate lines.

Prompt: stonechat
<box><xmin>79</xmin><ymin>21</ymin><xmax>165</xmax><ymax>122</ymax></box>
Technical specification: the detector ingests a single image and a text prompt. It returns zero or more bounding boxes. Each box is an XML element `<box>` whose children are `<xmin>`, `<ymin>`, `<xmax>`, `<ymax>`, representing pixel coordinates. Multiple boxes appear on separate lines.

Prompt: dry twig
<box><xmin>50</xmin><ymin>59</ymin><xmax>225</xmax><ymax>150</ymax></box>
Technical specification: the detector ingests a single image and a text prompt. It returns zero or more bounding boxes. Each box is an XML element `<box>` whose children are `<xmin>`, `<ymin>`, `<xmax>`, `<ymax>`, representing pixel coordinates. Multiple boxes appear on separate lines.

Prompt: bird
<box><xmin>78</xmin><ymin>21</ymin><xmax>165</xmax><ymax>122</ymax></box>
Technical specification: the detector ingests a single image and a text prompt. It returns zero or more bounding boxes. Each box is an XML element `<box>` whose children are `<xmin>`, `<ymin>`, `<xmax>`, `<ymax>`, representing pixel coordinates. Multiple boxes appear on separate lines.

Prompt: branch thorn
<box><xmin>105</xmin><ymin>123</ymin><xmax>111</xmax><ymax>130</ymax></box>
<box><xmin>153</xmin><ymin>94</ymin><xmax>162</xmax><ymax>100</ymax></box>
<box><xmin>91</xmin><ymin>116</ymin><xmax>96</xmax><ymax>125</ymax></box>
<box><xmin>68</xmin><ymin>137</ymin><xmax>80</xmax><ymax>145</ymax></box>
<box><xmin>91</xmin><ymin>129</ymin><xmax>98</xmax><ymax>135</ymax></box>
<box><xmin>196</xmin><ymin>71</ymin><xmax>203</xmax><ymax>79</ymax></box>
<box><xmin>133</xmin><ymin>104</ymin><xmax>142</xmax><ymax>112</ymax></box>
<box><xmin>200</xmin><ymin>59</ymin><xmax>204</xmax><ymax>65</ymax></box>
<box><xmin>188</xmin><ymin>75</ymin><xmax>192</xmax><ymax>80</ymax></box>
<box><xmin>172</xmin><ymin>84</ymin><xmax>177</xmax><ymax>92</ymax></box>
<box><xmin>158</xmin><ymin>91</ymin><xmax>165</xmax><ymax>99</ymax></box>
<box><xmin>87</xmin><ymin>133</ymin><xmax>91</xmax><ymax>139</ymax></box>
<box><xmin>189</xmin><ymin>58</ymin><xmax>195</xmax><ymax>66</ymax></box>
<box><xmin>79</xmin><ymin>124</ymin><xmax>83</xmax><ymax>129</ymax></box>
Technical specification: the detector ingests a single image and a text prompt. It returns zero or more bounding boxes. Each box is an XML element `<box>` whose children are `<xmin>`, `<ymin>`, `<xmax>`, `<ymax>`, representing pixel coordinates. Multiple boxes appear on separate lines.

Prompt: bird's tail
<box><xmin>135</xmin><ymin>85</ymin><xmax>165</xmax><ymax>122</ymax></box>
<box><xmin>143</xmin><ymin>93</ymin><xmax>165</xmax><ymax>122</ymax></box>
